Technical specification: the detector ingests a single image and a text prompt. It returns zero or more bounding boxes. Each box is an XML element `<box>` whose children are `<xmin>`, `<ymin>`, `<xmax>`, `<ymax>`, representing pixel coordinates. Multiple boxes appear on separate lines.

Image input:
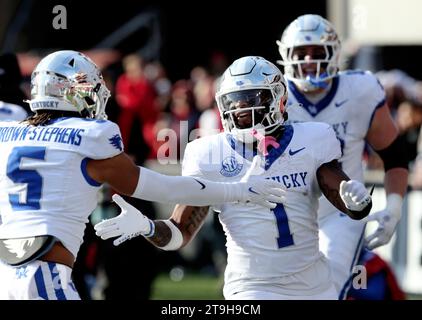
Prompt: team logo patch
<box><xmin>220</xmin><ymin>156</ymin><xmax>243</xmax><ymax>177</ymax></box>
<box><xmin>109</xmin><ymin>134</ymin><xmax>123</xmax><ymax>151</ymax></box>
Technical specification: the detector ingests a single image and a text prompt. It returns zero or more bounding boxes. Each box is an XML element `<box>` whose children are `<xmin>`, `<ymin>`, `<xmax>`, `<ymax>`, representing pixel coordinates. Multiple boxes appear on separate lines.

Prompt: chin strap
<box><xmin>251</xmin><ymin>129</ymin><xmax>280</xmax><ymax>156</ymax></box>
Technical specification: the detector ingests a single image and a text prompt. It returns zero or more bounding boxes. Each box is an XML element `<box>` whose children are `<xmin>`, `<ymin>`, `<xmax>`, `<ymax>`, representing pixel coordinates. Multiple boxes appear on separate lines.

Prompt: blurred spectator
<box><xmin>165</xmin><ymin>80</ymin><xmax>200</xmax><ymax>160</ymax></box>
<box><xmin>192</xmin><ymin>70</ymin><xmax>215</xmax><ymax>113</ymax></box>
<box><xmin>144</xmin><ymin>61</ymin><xmax>172</xmax><ymax>111</ymax></box>
<box><xmin>209</xmin><ymin>51</ymin><xmax>229</xmax><ymax>77</ymax></box>
<box><xmin>190</xmin><ymin>66</ymin><xmax>209</xmax><ymax>84</ymax></box>
<box><xmin>115</xmin><ymin>53</ymin><xmax>159</xmax><ymax>160</ymax></box>
<box><xmin>197</xmin><ymin>76</ymin><xmax>222</xmax><ymax>138</ymax></box>
<box><xmin>365</xmin><ymin>70</ymin><xmax>422</xmax><ymax>171</ymax></box>
<box><xmin>376</xmin><ymin>69</ymin><xmax>419</xmax><ymax>113</ymax></box>
<box><xmin>198</xmin><ymin>107</ymin><xmax>222</xmax><ymax>137</ymax></box>
<box><xmin>0</xmin><ymin>53</ymin><xmax>30</xmax><ymax>115</ymax></box>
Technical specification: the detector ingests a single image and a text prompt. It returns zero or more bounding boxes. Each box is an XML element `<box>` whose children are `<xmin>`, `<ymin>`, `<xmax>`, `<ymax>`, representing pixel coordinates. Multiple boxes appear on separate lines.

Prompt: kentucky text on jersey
<box><xmin>331</xmin><ymin>121</ymin><xmax>348</xmax><ymax>136</ymax></box>
<box><xmin>269</xmin><ymin>172</ymin><xmax>308</xmax><ymax>188</ymax></box>
<box><xmin>0</xmin><ymin>126</ymin><xmax>84</xmax><ymax>146</ymax></box>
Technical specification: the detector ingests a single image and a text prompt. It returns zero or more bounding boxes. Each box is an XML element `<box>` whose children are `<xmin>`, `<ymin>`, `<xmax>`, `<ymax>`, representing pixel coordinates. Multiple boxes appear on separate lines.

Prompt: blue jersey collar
<box><xmin>288</xmin><ymin>77</ymin><xmax>339</xmax><ymax>117</ymax></box>
<box><xmin>226</xmin><ymin>125</ymin><xmax>294</xmax><ymax>170</ymax></box>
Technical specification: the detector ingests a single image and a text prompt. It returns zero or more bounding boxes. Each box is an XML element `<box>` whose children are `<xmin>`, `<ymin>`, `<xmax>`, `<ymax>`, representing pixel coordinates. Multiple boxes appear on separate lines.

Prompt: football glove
<box><xmin>339</xmin><ymin>180</ymin><xmax>371</xmax><ymax>211</ymax></box>
<box><xmin>94</xmin><ymin>194</ymin><xmax>154</xmax><ymax>246</ymax></box>
<box><xmin>363</xmin><ymin>194</ymin><xmax>403</xmax><ymax>250</ymax></box>
<box><xmin>238</xmin><ymin>155</ymin><xmax>286</xmax><ymax>209</ymax></box>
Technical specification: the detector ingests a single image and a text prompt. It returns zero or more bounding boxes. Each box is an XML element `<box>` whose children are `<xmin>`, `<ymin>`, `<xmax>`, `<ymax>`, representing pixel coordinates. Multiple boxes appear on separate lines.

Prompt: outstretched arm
<box><xmin>87</xmin><ymin>153</ymin><xmax>284</xmax><ymax>208</ymax></box>
<box><xmin>316</xmin><ymin>160</ymin><xmax>372</xmax><ymax>220</ymax></box>
<box><xmin>94</xmin><ymin>194</ymin><xmax>209</xmax><ymax>249</ymax></box>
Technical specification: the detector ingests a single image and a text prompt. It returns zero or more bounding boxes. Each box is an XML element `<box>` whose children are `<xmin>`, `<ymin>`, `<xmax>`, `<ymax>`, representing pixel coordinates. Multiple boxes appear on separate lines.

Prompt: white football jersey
<box><xmin>0</xmin><ymin>117</ymin><xmax>124</xmax><ymax>258</ymax></box>
<box><xmin>182</xmin><ymin>122</ymin><xmax>341</xmax><ymax>294</ymax></box>
<box><xmin>286</xmin><ymin>70</ymin><xmax>385</xmax><ymax>216</ymax></box>
<box><xmin>0</xmin><ymin>101</ymin><xmax>28</xmax><ymax>122</ymax></box>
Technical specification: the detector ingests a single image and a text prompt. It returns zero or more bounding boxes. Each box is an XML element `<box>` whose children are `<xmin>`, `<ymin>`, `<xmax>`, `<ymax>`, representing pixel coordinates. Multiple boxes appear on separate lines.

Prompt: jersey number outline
<box><xmin>271</xmin><ymin>203</ymin><xmax>294</xmax><ymax>248</ymax></box>
<box><xmin>6</xmin><ymin>146</ymin><xmax>46</xmax><ymax>211</ymax></box>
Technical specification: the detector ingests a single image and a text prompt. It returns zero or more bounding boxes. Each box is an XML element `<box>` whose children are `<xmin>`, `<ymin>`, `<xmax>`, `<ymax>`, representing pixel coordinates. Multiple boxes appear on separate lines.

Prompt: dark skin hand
<box><xmin>146</xmin><ymin>205</ymin><xmax>210</xmax><ymax>248</ymax></box>
<box><xmin>316</xmin><ymin>159</ymin><xmax>372</xmax><ymax>220</ymax></box>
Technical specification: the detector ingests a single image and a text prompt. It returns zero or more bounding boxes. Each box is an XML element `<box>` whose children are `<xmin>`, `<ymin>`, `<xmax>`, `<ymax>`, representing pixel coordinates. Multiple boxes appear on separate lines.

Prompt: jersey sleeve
<box><xmin>312</xmin><ymin>123</ymin><xmax>342</xmax><ymax>166</ymax></box>
<box><xmin>355</xmin><ymin>71</ymin><xmax>387</xmax><ymax>130</ymax></box>
<box><xmin>80</xmin><ymin>120</ymin><xmax>124</xmax><ymax>160</ymax></box>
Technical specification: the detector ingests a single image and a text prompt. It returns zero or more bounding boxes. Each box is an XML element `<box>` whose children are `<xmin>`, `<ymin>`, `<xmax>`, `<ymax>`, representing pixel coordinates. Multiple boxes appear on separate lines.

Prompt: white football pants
<box><xmin>0</xmin><ymin>260</ymin><xmax>80</xmax><ymax>300</ymax></box>
<box><xmin>319</xmin><ymin>211</ymin><xmax>366</xmax><ymax>299</ymax></box>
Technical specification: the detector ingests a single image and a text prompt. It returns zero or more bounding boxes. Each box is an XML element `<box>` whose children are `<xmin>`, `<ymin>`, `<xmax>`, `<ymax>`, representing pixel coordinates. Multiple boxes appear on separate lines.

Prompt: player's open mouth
<box><xmin>235</xmin><ymin>110</ymin><xmax>251</xmax><ymax>119</ymax></box>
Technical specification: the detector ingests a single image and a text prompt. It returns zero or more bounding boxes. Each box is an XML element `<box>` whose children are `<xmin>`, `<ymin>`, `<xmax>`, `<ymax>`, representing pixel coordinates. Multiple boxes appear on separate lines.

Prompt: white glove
<box><xmin>238</xmin><ymin>155</ymin><xmax>286</xmax><ymax>209</ymax></box>
<box><xmin>339</xmin><ymin>180</ymin><xmax>371</xmax><ymax>211</ymax></box>
<box><xmin>363</xmin><ymin>194</ymin><xmax>403</xmax><ymax>250</ymax></box>
<box><xmin>94</xmin><ymin>194</ymin><xmax>154</xmax><ymax>246</ymax></box>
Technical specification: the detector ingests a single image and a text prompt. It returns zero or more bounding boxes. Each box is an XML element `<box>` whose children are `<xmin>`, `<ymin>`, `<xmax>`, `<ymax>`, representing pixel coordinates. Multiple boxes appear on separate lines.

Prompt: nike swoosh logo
<box><xmin>289</xmin><ymin>147</ymin><xmax>306</xmax><ymax>156</ymax></box>
<box><xmin>193</xmin><ymin>178</ymin><xmax>206</xmax><ymax>190</ymax></box>
<box><xmin>335</xmin><ymin>99</ymin><xmax>348</xmax><ymax>107</ymax></box>
<box><xmin>248</xmin><ymin>187</ymin><xmax>259</xmax><ymax>195</ymax></box>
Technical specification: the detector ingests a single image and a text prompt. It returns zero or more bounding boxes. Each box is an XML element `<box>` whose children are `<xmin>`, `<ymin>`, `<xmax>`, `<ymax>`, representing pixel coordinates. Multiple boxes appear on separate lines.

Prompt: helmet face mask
<box><xmin>28</xmin><ymin>50</ymin><xmax>110</xmax><ymax>119</ymax></box>
<box><xmin>216</xmin><ymin>56</ymin><xmax>287</xmax><ymax>143</ymax></box>
<box><xmin>220</xmin><ymin>89</ymin><xmax>272</xmax><ymax>130</ymax></box>
<box><xmin>277</xmin><ymin>14</ymin><xmax>341</xmax><ymax>92</ymax></box>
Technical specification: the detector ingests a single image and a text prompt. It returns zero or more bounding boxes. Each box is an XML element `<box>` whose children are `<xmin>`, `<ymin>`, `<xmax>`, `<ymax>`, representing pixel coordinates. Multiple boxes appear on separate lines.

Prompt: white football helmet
<box><xmin>28</xmin><ymin>50</ymin><xmax>110</xmax><ymax>119</ymax></box>
<box><xmin>276</xmin><ymin>14</ymin><xmax>341</xmax><ymax>92</ymax></box>
<box><xmin>216</xmin><ymin>56</ymin><xmax>287</xmax><ymax>143</ymax></box>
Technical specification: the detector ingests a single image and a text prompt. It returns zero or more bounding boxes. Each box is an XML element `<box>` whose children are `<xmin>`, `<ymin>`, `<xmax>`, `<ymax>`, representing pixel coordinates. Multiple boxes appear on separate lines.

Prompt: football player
<box><xmin>276</xmin><ymin>14</ymin><xmax>408</xmax><ymax>298</ymax></box>
<box><xmin>95</xmin><ymin>56</ymin><xmax>373</xmax><ymax>300</ymax></box>
<box><xmin>0</xmin><ymin>101</ymin><xmax>28</xmax><ymax>122</ymax></box>
<box><xmin>0</xmin><ymin>51</ymin><xmax>285</xmax><ymax>300</ymax></box>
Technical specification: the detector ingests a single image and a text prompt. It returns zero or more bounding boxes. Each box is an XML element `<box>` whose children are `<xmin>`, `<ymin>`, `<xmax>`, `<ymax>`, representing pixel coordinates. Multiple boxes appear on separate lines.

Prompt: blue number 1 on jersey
<box><xmin>6</xmin><ymin>146</ymin><xmax>46</xmax><ymax>211</ymax></box>
<box><xmin>271</xmin><ymin>203</ymin><xmax>294</xmax><ymax>248</ymax></box>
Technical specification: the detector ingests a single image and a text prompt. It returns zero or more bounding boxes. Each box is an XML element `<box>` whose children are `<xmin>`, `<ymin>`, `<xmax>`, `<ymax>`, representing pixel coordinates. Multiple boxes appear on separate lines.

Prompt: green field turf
<box><xmin>151</xmin><ymin>273</ymin><xmax>224</xmax><ymax>300</ymax></box>
<box><xmin>149</xmin><ymin>272</ymin><xmax>422</xmax><ymax>300</ymax></box>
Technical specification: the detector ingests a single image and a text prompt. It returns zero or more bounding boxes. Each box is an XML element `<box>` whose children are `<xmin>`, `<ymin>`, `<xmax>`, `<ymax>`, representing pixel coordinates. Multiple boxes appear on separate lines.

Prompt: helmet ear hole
<box><xmin>84</xmin><ymin>96</ymin><xmax>95</xmax><ymax>106</ymax></box>
<box><xmin>80</xmin><ymin>109</ymin><xmax>90</xmax><ymax>118</ymax></box>
<box><xmin>279</xmin><ymin>95</ymin><xmax>286</xmax><ymax>113</ymax></box>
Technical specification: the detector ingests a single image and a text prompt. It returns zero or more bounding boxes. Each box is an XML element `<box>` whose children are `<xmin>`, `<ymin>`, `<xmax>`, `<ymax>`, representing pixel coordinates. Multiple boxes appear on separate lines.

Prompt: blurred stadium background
<box><xmin>2</xmin><ymin>0</ymin><xmax>422</xmax><ymax>299</ymax></box>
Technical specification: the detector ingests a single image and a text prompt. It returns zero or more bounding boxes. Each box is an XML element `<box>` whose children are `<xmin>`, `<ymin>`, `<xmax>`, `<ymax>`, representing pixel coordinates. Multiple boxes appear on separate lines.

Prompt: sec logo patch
<box><xmin>220</xmin><ymin>156</ymin><xmax>243</xmax><ymax>177</ymax></box>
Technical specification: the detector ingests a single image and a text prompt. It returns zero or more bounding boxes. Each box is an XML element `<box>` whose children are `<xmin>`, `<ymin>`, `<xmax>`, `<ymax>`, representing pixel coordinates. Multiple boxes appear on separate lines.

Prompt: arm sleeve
<box><xmin>361</xmin><ymin>72</ymin><xmax>387</xmax><ymax>131</ymax></box>
<box><xmin>313</xmin><ymin>123</ymin><xmax>342</xmax><ymax>167</ymax></box>
<box><xmin>132</xmin><ymin>166</ymin><xmax>243</xmax><ymax>205</ymax></box>
<box><xmin>132</xmin><ymin>141</ymin><xmax>243</xmax><ymax>205</ymax></box>
<box><xmin>181</xmin><ymin>141</ymin><xmax>204</xmax><ymax>177</ymax></box>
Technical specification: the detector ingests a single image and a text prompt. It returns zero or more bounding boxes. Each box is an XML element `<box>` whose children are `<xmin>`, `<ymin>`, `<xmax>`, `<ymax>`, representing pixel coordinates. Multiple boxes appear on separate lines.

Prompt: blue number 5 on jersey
<box><xmin>6</xmin><ymin>146</ymin><xmax>46</xmax><ymax>211</ymax></box>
